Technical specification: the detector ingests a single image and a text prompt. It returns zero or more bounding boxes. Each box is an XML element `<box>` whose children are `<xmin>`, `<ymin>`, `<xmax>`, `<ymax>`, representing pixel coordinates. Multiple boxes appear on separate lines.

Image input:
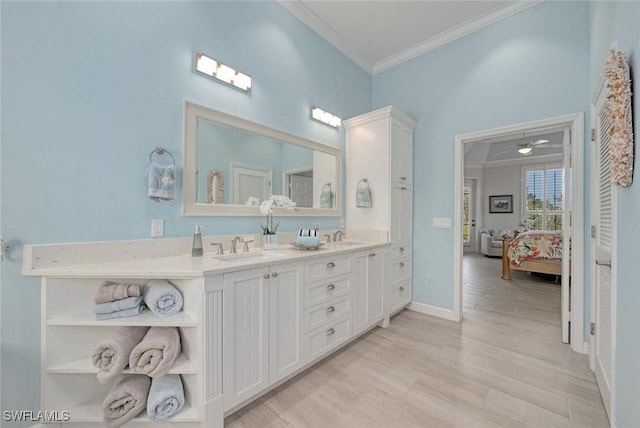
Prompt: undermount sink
<box><xmin>214</xmin><ymin>249</ymin><xmax>265</xmax><ymax>262</ymax></box>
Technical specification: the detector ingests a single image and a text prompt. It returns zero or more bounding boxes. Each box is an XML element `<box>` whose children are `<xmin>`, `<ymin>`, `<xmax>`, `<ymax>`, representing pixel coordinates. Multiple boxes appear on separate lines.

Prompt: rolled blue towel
<box><xmin>146</xmin><ymin>374</ymin><xmax>185</xmax><ymax>421</ymax></box>
<box><xmin>296</xmin><ymin>236</ymin><xmax>320</xmax><ymax>248</ymax></box>
<box><xmin>93</xmin><ymin>296</ymin><xmax>143</xmax><ymax>314</ymax></box>
<box><xmin>143</xmin><ymin>279</ymin><xmax>183</xmax><ymax>317</ymax></box>
<box><xmin>95</xmin><ymin>305</ymin><xmax>145</xmax><ymax>321</ymax></box>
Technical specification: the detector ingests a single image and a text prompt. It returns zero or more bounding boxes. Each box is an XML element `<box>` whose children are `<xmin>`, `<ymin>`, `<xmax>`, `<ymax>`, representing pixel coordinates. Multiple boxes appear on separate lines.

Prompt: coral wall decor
<box><xmin>603</xmin><ymin>49</ymin><xmax>634</xmax><ymax>187</ymax></box>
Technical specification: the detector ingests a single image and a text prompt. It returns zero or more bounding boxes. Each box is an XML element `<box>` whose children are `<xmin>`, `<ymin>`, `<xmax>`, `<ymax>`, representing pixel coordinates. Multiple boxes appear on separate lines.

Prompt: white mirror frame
<box><xmin>182</xmin><ymin>100</ymin><xmax>342</xmax><ymax>216</ymax></box>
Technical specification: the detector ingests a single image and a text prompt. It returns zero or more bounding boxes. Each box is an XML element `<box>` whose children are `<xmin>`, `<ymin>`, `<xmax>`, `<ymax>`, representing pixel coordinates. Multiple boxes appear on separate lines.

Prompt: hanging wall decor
<box><xmin>603</xmin><ymin>48</ymin><xmax>634</xmax><ymax>187</ymax></box>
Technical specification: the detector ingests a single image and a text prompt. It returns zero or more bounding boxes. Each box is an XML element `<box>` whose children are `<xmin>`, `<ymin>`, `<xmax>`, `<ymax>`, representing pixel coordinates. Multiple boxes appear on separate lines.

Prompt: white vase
<box><xmin>263</xmin><ymin>234</ymin><xmax>278</xmax><ymax>250</ymax></box>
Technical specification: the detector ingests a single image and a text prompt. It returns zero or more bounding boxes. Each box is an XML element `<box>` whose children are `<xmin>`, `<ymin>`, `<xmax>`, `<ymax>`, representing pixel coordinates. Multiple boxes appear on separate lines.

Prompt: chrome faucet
<box><xmin>333</xmin><ymin>230</ymin><xmax>345</xmax><ymax>242</ymax></box>
<box><xmin>210</xmin><ymin>242</ymin><xmax>224</xmax><ymax>255</ymax></box>
<box><xmin>230</xmin><ymin>236</ymin><xmax>244</xmax><ymax>254</ymax></box>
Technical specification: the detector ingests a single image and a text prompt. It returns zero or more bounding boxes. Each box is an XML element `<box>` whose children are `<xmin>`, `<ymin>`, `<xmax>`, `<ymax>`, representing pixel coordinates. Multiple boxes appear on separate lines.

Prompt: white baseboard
<box><xmin>408</xmin><ymin>301</ymin><xmax>459</xmax><ymax>321</ymax></box>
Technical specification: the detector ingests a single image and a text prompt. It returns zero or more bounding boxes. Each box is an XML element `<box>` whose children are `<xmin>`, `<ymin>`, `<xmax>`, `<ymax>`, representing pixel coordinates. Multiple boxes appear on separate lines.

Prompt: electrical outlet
<box><xmin>433</xmin><ymin>217</ymin><xmax>452</xmax><ymax>228</ymax></box>
<box><xmin>151</xmin><ymin>219</ymin><xmax>164</xmax><ymax>237</ymax></box>
<box><xmin>340</xmin><ymin>218</ymin><xmax>345</xmax><ymax>228</ymax></box>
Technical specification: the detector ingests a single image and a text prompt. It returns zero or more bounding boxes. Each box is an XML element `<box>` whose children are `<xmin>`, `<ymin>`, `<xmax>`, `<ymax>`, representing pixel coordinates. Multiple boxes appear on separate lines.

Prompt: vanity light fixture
<box><xmin>311</xmin><ymin>107</ymin><xmax>341</xmax><ymax>128</ymax></box>
<box><xmin>195</xmin><ymin>53</ymin><xmax>252</xmax><ymax>93</ymax></box>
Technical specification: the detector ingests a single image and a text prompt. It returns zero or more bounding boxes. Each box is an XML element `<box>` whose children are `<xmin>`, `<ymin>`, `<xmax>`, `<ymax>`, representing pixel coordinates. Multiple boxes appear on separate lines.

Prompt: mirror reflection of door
<box><xmin>285</xmin><ymin>169</ymin><xmax>313</xmax><ymax>208</ymax></box>
<box><xmin>231</xmin><ymin>163</ymin><xmax>272</xmax><ymax>204</ymax></box>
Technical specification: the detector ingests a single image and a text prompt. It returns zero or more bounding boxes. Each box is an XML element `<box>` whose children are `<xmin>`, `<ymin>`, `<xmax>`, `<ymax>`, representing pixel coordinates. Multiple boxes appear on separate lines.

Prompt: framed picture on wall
<box><xmin>489</xmin><ymin>195</ymin><xmax>513</xmax><ymax>213</ymax></box>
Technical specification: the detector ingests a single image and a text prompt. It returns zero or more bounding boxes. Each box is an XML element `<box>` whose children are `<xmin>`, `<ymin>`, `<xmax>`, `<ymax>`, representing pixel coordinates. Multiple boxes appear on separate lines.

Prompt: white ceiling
<box><xmin>464</xmin><ymin>130</ymin><xmax>564</xmax><ymax>166</ymax></box>
<box><xmin>278</xmin><ymin>0</ymin><xmax>540</xmax><ymax>74</ymax></box>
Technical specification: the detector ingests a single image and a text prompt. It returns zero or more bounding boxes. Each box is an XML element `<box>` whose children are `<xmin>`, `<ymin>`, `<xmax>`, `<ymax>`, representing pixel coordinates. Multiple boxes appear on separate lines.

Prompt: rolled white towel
<box><xmin>143</xmin><ymin>279</ymin><xmax>183</xmax><ymax>317</ymax></box>
<box><xmin>146</xmin><ymin>374</ymin><xmax>185</xmax><ymax>421</ymax></box>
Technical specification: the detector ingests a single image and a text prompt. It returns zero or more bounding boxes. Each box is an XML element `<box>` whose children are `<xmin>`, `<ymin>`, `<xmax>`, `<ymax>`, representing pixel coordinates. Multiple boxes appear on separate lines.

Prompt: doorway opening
<box><xmin>283</xmin><ymin>166</ymin><xmax>313</xmax><ymax>208</ymax></box>
<box><xmin>453</xmin><ymin>113</ymin><xmax>585</xmax><ymax>354</ymax></box>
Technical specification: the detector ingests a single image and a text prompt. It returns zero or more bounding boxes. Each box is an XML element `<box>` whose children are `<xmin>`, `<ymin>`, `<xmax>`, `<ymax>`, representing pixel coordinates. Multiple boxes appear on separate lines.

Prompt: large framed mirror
<box><xmin>182</xmin><ymin>101</ymin><xmax>342</xmax><ymax>216</ymax></box>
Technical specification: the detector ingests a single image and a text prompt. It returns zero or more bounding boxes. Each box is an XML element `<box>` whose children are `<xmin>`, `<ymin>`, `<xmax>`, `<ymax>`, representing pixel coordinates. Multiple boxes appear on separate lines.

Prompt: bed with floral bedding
<box><xmin>501</xmin><ymin>230</ymin><xmax>564</xmax><ymax>280</ymax></box>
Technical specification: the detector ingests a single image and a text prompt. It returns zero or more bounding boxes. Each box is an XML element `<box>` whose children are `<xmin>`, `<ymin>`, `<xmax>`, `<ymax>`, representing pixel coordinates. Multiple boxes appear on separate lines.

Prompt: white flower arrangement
<box><xmin>245</xmin><ymin>196</ymin><xmax>260</xmax><ymax>206</ymax></box>
<box><xmin>259</xmin><ymin>195</ymin><xmax>296</xmax><ymax>235</ymax></box>
<box><xmin>603</xmin><ymin>49</ymin><xmax>634</xmax><ymax>187</ymax></box>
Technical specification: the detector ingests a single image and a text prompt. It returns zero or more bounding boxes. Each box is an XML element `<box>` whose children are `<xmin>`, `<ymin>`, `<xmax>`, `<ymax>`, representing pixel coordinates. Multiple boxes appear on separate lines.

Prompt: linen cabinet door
<box><xmin>223</xmin><ymin>267</ymin><xmax>270</xmax><ymax>412</ymax></box>
<box><xmin>367</xmin><ymin>250</ymin><xmax>386</xmax><ymax>324</ymax></box>
<box><xmin>351</xmin><ymin>251</ymin><xmax>369</xmax><ymax>336</ymax></box>
<box><xmin>390</xmin><ymin>120</ymin><xmax>413</xmax><ymax>185</ymax></box>
<box><xmin>269</xmin><ymin>262</ymin><xmax>304</xmax><ymax>383</ymax></box>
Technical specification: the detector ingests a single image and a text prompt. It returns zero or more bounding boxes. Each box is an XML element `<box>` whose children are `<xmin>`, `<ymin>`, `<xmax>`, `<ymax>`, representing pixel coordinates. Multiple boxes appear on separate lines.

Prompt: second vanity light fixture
<box><xmin>311</xmin><ymin>107</ymin><xmax>341</xmax><ymax>128</ymax></box>
<box><xmin>195</xmin><ymin>53</ymin><xmax>252</xmax><ymax>93</ymax></box>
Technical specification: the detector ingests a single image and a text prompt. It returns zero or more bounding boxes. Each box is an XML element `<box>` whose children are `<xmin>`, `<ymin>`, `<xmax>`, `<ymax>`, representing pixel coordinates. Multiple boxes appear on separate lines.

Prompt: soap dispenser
<box><xmin>192</xmin><ymin>225</ymin><xmax>203</xmax><ymax>257</ymax></box>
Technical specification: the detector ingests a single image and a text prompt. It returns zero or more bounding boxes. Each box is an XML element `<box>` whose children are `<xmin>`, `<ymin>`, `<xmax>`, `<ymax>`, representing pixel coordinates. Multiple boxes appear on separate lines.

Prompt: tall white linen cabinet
<box><xmin>344</xmin><ymin>106</ymin><xmax>416</xmax><ymax>315</ymax></box>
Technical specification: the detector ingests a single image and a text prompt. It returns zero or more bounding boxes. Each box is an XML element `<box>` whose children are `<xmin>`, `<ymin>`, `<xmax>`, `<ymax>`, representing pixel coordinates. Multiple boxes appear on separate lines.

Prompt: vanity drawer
<box><xmin>389</xmin><ymin>243</ymin><xmax>412</xmax><ymax>261</ymax></box>
<box><xmin>305</xmin><ymin>256</ymin><xmax>351</xmax><ymax>283</ymax></box>
<box><xmin>389</xmin><ymin>257</ymin><xmax>412</xmax><ymax>284</ymax></box>
<box><xmin>304</xmin><ymin>295</ymin><xmax>351</xmax><ymax>333</ymax></box>
<box><xmin>304</xmin><ymin>275</ymin><xmax>351</xmax><ymax>308</ymax></box>
<box><xmin>388</xmin><ymin>281</ymin><xmax>412</xmax><ymax>313</ymax></box>
<box><xmin>303</xmin><ymin>315</ymin><xmax>351</xmax><ymax>362</ymax></box>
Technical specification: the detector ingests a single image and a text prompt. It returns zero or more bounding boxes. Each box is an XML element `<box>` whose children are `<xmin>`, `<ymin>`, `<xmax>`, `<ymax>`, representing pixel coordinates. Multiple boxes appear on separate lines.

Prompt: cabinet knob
<box><xmin>369</xmin><ymin>253</ymin><xmax>376</xmax><ymax>257</ymax></box>
<box><xmin>399</xmin><ymin>286</ymin><xmax>405</xmax><ymax>292</ymax></box>
<box><xmin>400</xmin><ymin>176</ymin><xmax>407</xmax><ymax>180</ymax></box>
<box><xmin>326</xmin><ymin>262</ymin><xmax>336</xmax><ymax>268</ymax></box>
<box><xmin>399</xmin><ymin>247</ymin><xmax>405</xmax><ymax>252</ymax></box>
<box><xmin>326</xmin><ymin>328</ymin><xmax>336</xmax><ymax>336</ymax></box>
<box><xmin>326</xmin><ymin>284</ymin><xmax>335</xmax><ymax>291</ymax></box>
<box><xmin>263</xmin><ymin>274</ymin><xmax>270</xmax><ymax>279</ymax></box>
<box><xmin>400</xmin><ymin>262</ymin><xmax>405</xmax><ymax>267</ymax></box>
<box><xmin>271</xmin><ymin>272</ymin><xmax>278</xmax><ymax>278</ymax></box>
<box><xmin>326</xmin><ymin>306</ymin><xmax>335</xmax><ymax>314</ymax></box>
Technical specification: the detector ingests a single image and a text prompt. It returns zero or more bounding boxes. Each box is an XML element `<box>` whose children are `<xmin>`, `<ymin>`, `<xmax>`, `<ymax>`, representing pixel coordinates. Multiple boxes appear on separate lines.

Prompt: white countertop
<box><xmin>23</xmin><ymin>240</ymin><xmax>388</xmax><ymax>278</ymax></box>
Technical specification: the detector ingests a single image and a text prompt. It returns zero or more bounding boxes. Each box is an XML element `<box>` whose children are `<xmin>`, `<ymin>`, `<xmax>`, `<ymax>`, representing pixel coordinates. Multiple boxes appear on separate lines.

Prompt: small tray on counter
<box><xmin>289</xmin><ymin>242</ymin><xmax>325</xmax><ymax>251</ymax></box>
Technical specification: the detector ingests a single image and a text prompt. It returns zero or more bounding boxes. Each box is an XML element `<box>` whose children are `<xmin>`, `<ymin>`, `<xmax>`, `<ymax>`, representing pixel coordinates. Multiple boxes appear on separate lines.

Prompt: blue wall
<box><xmin>373</xmin><ymin>1</ymin><xmax>590</xmax><ymax>311</ymax></box>
<box><xmin>589</xmin><ymin>2</ymin><xmax>640</xmax><ymax>426</ymax></box>
<box><xmin>0</xmin><ymin>1</ymin><xmax>370</xmax><ymax>420</ymax></box>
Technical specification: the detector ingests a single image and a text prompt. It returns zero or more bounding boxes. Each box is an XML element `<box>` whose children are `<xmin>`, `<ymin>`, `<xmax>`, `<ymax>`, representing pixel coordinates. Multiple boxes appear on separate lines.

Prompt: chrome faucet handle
<box><xmin>243</xmin><ymin>240</ymin><xmax>254</xmax><ymax>253</ymax></box>
<box><xmin>210</xmin><ymin>242</ymin><xmax>224</xmax><ymax>255</ymax></box>
<box><xmin>230</xmin><ymin>236</ymin><xmax>244</xmax><ymax>254</ymax></box>
<box><xmin>324</xmin><ymin>234</ymin><xmax>332</xmax><ymax>243</ymax></box>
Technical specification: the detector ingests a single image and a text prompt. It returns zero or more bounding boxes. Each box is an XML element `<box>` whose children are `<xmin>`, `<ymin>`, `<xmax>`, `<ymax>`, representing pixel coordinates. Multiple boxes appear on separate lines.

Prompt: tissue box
<box><xmin>296</xmin><ymin>236</ymin><xmax>320</xmax><ymax>248</ymax></box>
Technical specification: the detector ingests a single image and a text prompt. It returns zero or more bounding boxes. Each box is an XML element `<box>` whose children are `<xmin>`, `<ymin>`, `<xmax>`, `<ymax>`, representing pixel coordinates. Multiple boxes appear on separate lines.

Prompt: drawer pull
<box><xmin>326</xmin><ymin>262</ymin><xmax>336</xmax><ymax>268</ymax></box>
<box><xmin>263</xmin><ymin>274</ymin><xmax>270</xmax><ymax>279</ymax></box>
<box><xmin>326</xmin><ymin>284</ymin><xmax>336</xmax><ymax>291</ymax></box>
<box><xmin>271</xmin><ymin>272</ymin><xmax>278</xmax><ymax>278</ymax></box>
<box><xmin>400</xmin><ymin>262</ymin><xmax>405</xmax><ymax>267</ymax></box>
<box><xmin>400</xmin><ymin>176</ymin><xmax>407</xmax><ymax>180</ymax></box>
<box><xmin>401</xmin><ymin>187</ymin><xmax>408</xmax><ymax>190</ymax></box>
<box><xmin>326</xmin><ymin>306</ymin><xmax>335</xmax><ymax>314</ymax></box>
<box><xmin>369</xmin><ymin>253</ymin><xmax>376</xmax><ymax>257</ymax></box>
<box><xmin>326</xmin><ymin>328</ymin><xmax>336</xmax><ymax>336</ymax></box>
<box><xmin>399</xmin><ymin>286</ymin><xmax>405</xmax><ymax>292</ymax></box>
<box><xmin>399</xmin><ymin>247</ymin><xmax>405</xmax><ymax>252</ymax></box>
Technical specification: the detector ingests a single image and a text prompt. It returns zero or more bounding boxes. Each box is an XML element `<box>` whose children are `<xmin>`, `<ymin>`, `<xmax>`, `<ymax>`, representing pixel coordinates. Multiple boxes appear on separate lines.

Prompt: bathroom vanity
<box><xmin>23</xmin><ymin>235</ymin><xmax>402</xmax><ymax>427</ymax></box>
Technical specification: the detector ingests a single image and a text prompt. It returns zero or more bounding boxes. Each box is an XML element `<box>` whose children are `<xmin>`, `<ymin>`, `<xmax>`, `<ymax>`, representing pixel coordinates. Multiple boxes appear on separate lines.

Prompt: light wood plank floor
<box><xmin>225</xmin><ymin>254</ymin><xmax>609</xmax><ymax>427</ymax></box>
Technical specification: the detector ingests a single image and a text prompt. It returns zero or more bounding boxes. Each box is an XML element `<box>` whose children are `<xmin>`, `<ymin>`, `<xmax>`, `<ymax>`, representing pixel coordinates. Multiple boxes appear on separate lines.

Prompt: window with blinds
<box><xmin>523</xmin><ymin>165</ymin><xmax>563</xmax><ymax>230</ymax></box>
<box><xmin>463</xmin><ymin>186</ymin><xmax>471</xmax><ymax>243</ymax></box>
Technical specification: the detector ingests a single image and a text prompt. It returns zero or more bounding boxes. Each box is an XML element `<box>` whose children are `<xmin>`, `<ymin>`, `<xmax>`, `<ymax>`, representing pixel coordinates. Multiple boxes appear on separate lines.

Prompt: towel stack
<box><xmin>93</xmin><ymin>326</ymin><xmax>185</xmax><ymax>427</ymax></box>
<box><xmin>93</xmin><ymin>282</ymin><xmax>145</xmax><ymax>320</ymax></box>
<box><xmin>142</xmin><ymin>279</ymin><xmax>183</xmax><ymax>317</ymax></box>
<box><xmin>296</xmin><ymin>229</ymin><xmax>320</xmax><ymax>248</ymax></box>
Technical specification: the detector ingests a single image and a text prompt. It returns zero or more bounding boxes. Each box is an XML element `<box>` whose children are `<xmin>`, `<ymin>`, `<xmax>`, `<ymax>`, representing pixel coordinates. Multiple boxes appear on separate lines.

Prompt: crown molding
<box><xmin>373</xmin><ymin>1</ymin><xmax>542</xmax><ymax>74</ymax></box>
<box><xmin>277</xmin><ymin>0</ymin><xmax>373</xmax><ymax>74</ymax></box>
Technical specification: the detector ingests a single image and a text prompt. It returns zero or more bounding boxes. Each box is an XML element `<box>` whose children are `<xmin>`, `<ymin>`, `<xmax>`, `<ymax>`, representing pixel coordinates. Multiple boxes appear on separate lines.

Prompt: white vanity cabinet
<box><xmin>39</xmin><ymin>275</ymin><xmax>216</xmax><ymax>428</ymax></box>
<box><xmin>222</xmin><ymin>262</ymin><xmax>304</xmax><ymax>412</ymax></box>
<box><xmin>352</xmin><ymin>249</ymin><xmax>387</xmax><ymax>335</ymax></box>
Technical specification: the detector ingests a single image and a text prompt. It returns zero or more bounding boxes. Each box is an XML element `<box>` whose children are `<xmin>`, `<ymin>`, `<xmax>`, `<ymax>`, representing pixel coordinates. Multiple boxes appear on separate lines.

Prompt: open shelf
<box><xmin>47</xmin><ymin>310</ymin><xmax>198</xmax><ymax>327</ymax></box>
<box><xmin>66</xmin><ymin>400</ymin><xmax>200</xmax><ymax>423</ymax></box>
<box><xmin>47</xmin><ymin>353</ymin><xmax>197</xmax><ymax>374</ymax></box>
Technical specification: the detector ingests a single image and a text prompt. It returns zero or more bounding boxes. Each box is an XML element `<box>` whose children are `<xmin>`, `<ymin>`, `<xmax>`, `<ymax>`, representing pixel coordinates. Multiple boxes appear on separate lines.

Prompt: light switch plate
<box><xmin>433</xmin><ymin>217</ymin><xmax>452</xmax><ymax>228</ymax></box>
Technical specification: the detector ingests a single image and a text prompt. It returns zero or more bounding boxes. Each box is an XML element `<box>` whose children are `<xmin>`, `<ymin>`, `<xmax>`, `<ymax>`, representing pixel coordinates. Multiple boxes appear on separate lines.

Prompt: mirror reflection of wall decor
<box><xmin>489</xmin><ymin>195</ymin><xmax>513</xmax><ymax>213</ymax></box>
<box><xmin>182</xmin><ymin>101</ymin><xmax>342</xmax><ymax>216</ymax></box>
<box><xmin>207</xmin><ymin>170</ymin><xmax>224</xmax><ymax>204</ymax></box>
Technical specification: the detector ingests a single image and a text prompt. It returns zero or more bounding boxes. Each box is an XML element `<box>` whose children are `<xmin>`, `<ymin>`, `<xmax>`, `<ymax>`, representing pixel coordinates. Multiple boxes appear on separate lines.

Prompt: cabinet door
<box><xmin>367</xmin><ymin>251</ymin><xmax>385</xmax><ymax>323</ymax></box>
<box><xmin>390</xmin><ymin>121</ymin><xmax>413</xmax><ymax>185</ymax></box>
<box><xmin>390</xmin><ymin>184</ymin><xmax>412</xmax><ymax>243</ymax></box>
<box><xmin>351</xmin><ymin>252</ymin><xmax>368</xmax><ymax>336</ymax></box>
<box><xmin>223</xmin><ymin>267</ymin><xmax>270</xmax><ymax>411</ymax></box>
<box><xmin>269</xmin><ymin>262</ymin><xmax>304</xmax><ymax>383</ymax></box>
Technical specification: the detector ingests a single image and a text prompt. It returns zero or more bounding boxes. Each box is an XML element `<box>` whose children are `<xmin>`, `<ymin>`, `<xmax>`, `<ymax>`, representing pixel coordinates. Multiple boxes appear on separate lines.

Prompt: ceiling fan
<box><xmin>495</xmin><ymin>138</ymin><xmax>562</xmax><ymax>157</ymax></box>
